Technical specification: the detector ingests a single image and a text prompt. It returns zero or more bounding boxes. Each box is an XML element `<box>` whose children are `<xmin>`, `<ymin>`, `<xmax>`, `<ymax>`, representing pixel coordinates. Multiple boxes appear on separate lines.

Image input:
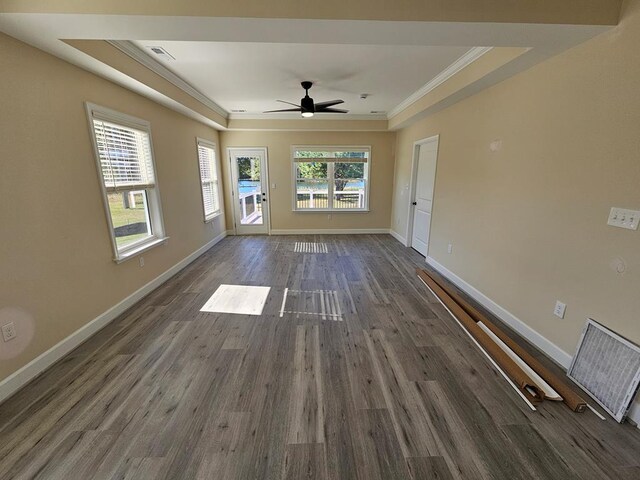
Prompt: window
<box><xmin>196</xmin><ymin>139</ymin><xmax>221</xmax><ymax>221</ymax></box>
<box><xmin>86</xmin><ymin>103</ymin><xmax>166</xmax><ymax>262</ymax></box>
<box><xmin>293</xmin><ymin>146</ymin><xmax>370</xmax><ymax>211</ymax></box>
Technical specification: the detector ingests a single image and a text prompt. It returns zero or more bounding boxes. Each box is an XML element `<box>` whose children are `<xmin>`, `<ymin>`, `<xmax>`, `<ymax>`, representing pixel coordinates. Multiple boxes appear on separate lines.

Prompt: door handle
<box><xmin>412</xmin><ymin>202</ymin><xmax>417</xmax><ymax>205</ymax></box>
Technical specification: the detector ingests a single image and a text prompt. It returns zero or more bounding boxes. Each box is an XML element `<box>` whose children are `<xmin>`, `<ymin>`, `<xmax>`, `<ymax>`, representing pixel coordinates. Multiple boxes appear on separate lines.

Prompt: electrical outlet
<box><xmin>553</xmin><ymin>301</ymin><xmax>567</xmax><ymax>319</ymax></box>
<box><xmin>607</xmin><ymin>207</ymin><xmax>640</xmax><ymax>230</ymax></box>
<box><xmin>447</xmin><ymin>243</ymin><xmax>453</xmax><ymax>254</ymax></box>
<box><xmin>2</xmin><ymin>322</ymin><xmax>17</xmax><ymax>342</ymax></box>
<box><xmin>327</xmin><ymin>214</ymin><xmax>332</xmax><ymax>220</ymax></box>
<box><xmin>139</xmin><ymin>256</ymin><xmax>145</xmax><ymax>267</ymax></box>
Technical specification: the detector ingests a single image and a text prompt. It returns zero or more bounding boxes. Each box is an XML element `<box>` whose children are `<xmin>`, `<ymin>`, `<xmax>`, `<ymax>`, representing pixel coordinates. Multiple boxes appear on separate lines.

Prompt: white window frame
<box><xmin>196</xmin><ymin>138</ymin><xmax>222</xmax><ymax>222</ymax></box>
<box><xmin>85</xmin><ymin>103</ymin><xmax>167</xmax><ymax>263</ymax></box>
<box><xmin>291</xmin><ymin>145</ymin><xmax>371</xmax><ymax>212</ymax></box>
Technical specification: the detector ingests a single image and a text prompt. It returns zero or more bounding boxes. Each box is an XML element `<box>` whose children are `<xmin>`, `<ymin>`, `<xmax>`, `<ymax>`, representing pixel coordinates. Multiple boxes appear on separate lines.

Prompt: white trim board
<box><xmin>0</xmin><ymin>230</ymin><xmax>230</xmax><ymax>405</ymax></box>
<box><xmin>425</xmin><ymin>256</ymin><xmax>573</xmax><ymax>369</ymax></box>
<box><xmin>270</xmin><ymin>228</ymin><xmax>390</xmax><ymax>235</ymax></box>
<box><xmin>389</xmin><ymin>229</ymin><xmax>407</xmax><ymax>245</ymax></box>
<box><xmin>628</xmin><ymin>401</ymin><xmax>640</xmax><ymax>428</ymax></box>
<box><xmin>228</xmin><ymin>113</ymin><xmax>386</xmax><ymax>121</ymax></box>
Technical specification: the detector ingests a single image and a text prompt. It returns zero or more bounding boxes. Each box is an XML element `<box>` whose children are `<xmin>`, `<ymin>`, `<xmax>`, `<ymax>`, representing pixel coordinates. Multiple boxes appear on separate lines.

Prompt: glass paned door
<box><xmin>229</xmin><ymin>148</ymin><xmax>269</xmax><ymax>234</ymax></box>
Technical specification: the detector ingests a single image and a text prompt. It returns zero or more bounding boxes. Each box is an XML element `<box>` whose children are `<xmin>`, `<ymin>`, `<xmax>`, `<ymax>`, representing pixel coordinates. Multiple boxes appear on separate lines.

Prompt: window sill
<box><xmin>293</xmin><ymin>209</ymin><xmax>370</xmax><ymax>213</ymax></box>
<box><xmin>204</xmin><ymin>211</ymin><xmax>223</xmax><ymax>223</ymax></box>
<box><xmin>114</xmin><ymin>237</ymin><xmax>169</xmax><ymax>264</ymax></box>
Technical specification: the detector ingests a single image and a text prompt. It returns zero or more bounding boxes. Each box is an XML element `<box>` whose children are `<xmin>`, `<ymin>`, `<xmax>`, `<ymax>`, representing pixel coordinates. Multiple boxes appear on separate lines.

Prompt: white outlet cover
<box><xmin>607</xmin><ymin>207</ymin><xmax>640</xmax><ymax>231</ymax></box>
<box><xmin>2</xmin><ymin>322</ymin><xmax>17</xmax><ymax>342</ymax></box>
<box><xmin>554</xmin><ymin>301</ymin><xmax>567</xmax><ymax>319</ymax></box>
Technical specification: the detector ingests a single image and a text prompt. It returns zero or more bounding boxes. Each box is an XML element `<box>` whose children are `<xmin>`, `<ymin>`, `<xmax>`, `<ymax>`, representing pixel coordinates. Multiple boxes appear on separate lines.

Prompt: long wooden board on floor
<box><xmin>419</xmin><ymin>268</ymin><xmax>587</xmax><ymax>413</ymax></box>
<box><xmin>416</xmin><ymin>268</ymin><xmax>545</xmax><ymax>405</ymax></box>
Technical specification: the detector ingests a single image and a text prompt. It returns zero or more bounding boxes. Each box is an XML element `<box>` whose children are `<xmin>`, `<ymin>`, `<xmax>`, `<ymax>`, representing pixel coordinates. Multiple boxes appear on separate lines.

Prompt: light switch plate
<box><xmin>607</xmin><ymin>207</ymin><xmax>640</xmax><ymax>230</ymax></box>
<box><xmin>553</xmin><ymin>301</ymin><xmax>567</xmax><ymax>319</ymax></box>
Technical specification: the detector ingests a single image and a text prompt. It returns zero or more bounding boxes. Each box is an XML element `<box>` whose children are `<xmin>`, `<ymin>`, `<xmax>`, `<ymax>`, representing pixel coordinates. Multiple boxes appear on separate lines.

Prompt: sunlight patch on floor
<box><xmin>279</xmin><ymin>288</ymin><xmax>343</xmax><ymax>321</ymax></box>
<box><xmin>201</xmin><ymin>284</ymin><xmax>271</xmax><ymax>315</ymax></box>
<box><xmin>294</xmin><ymin>242</ymin><xmax>328</xmax><ymax>253</ymax></box>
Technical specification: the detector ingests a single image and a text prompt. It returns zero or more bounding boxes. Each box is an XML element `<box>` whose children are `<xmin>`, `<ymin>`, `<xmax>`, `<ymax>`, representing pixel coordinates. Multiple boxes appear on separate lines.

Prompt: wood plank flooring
<box><xmin>1</xmin><ymin>234</ymin><xmax>639</xmax><ymax>479</ymax></box>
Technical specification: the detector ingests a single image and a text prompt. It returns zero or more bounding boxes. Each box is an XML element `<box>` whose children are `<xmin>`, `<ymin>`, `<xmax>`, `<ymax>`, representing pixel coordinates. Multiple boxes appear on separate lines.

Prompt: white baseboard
<box><xmin>0</xmin><ymin>230</ymin><xmax>228</xmax><ymax>404</ymax></box>
<box><xmin>426</xmin><ymin>256</ymin><xmax>640</xmax><ymax>428</ymax></box>
<box><xmin>425</xmin><ymin>256</ymin><xmax>573</xmax><ymax>369</ymax></box>
<box><xmin>627</xmin><ymin>400</ymin><xmax>640</xmax><ymax>428</ymax></box>
<box><xmin>389</xmin><ymin>229</ymin><xmax>408</xmax><ymax>246</ymax></box>
<box><xmin>270</xmin><ymin>228</ymin><xmax>390</xmax><ymax>235</ymax></box>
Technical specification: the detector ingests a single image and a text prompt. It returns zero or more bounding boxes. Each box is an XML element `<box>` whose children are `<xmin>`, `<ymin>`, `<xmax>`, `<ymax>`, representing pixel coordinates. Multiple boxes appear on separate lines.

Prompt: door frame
<box><xmin>227</xmin><ymin>147</ymin><xmax>271</xmax><ymax>235</ymax></box>
<box><xmin>406</xmin><ymin>134</ymin><xmax>440</xmax><ymax>257</ymax></box>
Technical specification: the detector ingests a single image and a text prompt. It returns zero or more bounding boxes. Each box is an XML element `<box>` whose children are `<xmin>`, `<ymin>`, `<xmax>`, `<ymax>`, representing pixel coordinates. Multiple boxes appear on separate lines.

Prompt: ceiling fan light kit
<box><xmin>263</xmin><ymin>81</ymin><xmax>348</xmax><ymax>117</ymax></box>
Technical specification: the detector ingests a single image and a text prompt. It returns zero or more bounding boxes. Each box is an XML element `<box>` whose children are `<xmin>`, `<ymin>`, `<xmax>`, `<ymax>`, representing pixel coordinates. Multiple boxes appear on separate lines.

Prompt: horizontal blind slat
<box><xmin>294</xmin><ymin>157</ymin><xmax>367</xmax><ymax>163</ymax></box>
<box><xmin>93</xmin><ymin>119</ymin><xmax>156</xmax><ymax>190</ymax></box>
<box><xmin>105</xmin><ymin>183</ymin><xmax>155</xmax><ymax>193</ymax></box>
<box><xmin>198</xmin><ymin>143</ymin><xmax>219</xmax><ymax>216</ymax></box>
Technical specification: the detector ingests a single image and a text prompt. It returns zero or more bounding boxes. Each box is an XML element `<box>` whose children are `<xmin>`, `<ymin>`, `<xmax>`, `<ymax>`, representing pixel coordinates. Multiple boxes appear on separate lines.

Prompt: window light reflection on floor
<box><xmin>200</xmin><ymin>284</ymin><xmax>271</xmax><ymax>316</ymax></box>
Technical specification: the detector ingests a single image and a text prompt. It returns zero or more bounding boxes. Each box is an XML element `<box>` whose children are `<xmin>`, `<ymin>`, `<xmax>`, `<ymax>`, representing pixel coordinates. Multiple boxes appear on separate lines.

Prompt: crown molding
<box><xmin>387</xmin><ymin>46</ymin><xmax>492</xmax><ymax>119</ymax></box>
<box><xmin>108</xmin><ymin>40</ymin><xmax>229</xmax><ymax>119</ymax></box>
<box><xmin>228</xmin><ymin>112</ymin><xmax>387</xmax><ymax>121</ymax></box>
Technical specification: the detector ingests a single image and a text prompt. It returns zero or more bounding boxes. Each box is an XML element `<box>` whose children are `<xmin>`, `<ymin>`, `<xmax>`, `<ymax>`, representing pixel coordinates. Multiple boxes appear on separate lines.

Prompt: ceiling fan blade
<box><xmin>314</xmin><ymin>99</ymin><xmax>344</xmax><ymax>108</ymax></box>
<box><xmin>263</xmin><ymin>107</ymin><xmax>303</xmax><ymax>113</ymax></box>
<box><xmin>277</xmin><ymin>100</ymin><xmax>302</xmax><ymax>108</ymax></box>
<box><xmin>317</xmin><ymin>107</ymin><xmax>349</xmax><ymax>113</ymax></box>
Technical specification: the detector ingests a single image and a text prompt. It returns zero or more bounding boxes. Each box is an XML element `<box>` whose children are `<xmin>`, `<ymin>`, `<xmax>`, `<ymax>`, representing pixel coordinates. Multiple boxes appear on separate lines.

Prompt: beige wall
<box><xmin>391</xmin><ymin>0</ymin><xmax>640</xmax><ymax>356</ymax></box>
<box><xmin>0</xmin><ymin>33</ymin><xmax>225</xmax><ymax>382</ymax></box>
<box><xmin>220</xmin><ymin>131</ymin><xmax>396</xmax><ymax>232</ymax></box>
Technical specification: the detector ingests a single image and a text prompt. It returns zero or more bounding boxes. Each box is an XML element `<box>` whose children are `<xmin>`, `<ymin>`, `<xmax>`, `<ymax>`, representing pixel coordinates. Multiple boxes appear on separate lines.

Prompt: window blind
<box><xmin>92</xmin><ymin>119</ymin><xmax>156</xmax><ymax>192</ymax></box>
<box><xmin>293</xmin><ymin>147</ymin><xmax>369</xmax><ymax>163</ymax></box>
<box><xmin>198</xmin><ymin>143</ymin><xmax>220</xmax><ymax>217</ymax></box>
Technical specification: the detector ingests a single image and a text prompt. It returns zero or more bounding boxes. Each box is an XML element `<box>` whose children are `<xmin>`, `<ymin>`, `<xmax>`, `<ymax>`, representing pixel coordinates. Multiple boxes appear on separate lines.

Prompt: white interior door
<box><xmin>229</xmin><ymin>148</ymin><xmax>269</xmax><ymax>235</ymax></box>
<box><xmin>410</xmin><ymin>139</ymin><xmax>438</xmax><ymax>256</ymax></box>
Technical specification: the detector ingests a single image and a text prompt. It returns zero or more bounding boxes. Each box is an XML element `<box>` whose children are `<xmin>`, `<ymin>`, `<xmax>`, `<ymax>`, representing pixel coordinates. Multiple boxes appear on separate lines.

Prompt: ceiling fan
<box><xmin>264</xmin><ymin>81</ymin><xmax>348</xmax><ymax>117</ymax></box>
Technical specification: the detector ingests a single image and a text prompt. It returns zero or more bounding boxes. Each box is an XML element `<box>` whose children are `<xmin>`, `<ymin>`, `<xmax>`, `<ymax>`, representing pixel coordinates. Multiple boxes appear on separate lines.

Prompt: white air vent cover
<box><xmin>145</xmin><ymin>46</ymin><xmax>175</xmax><ymax>60</ymax></box>
<box><xmin>568</xmin><ymin>319</ymin><xmax>640</xmax><ymax>422</ymax></box>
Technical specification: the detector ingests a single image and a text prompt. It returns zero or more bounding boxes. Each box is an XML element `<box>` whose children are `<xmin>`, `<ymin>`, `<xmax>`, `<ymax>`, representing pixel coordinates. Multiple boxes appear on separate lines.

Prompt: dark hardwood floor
<box><xmin>0</xmin><ymin>235</ymin><xmax>639</xmax><ymax>479</ymax></box>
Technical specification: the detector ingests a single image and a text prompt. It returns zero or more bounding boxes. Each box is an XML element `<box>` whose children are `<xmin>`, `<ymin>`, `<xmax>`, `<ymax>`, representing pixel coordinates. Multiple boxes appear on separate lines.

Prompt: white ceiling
<box><xmin>131</xmin><ymin>41</ymin><xmax>471</xmax><ymax>117</ymax></box>
<box><xmin>0</xmin><ymin>13</ymin><xmax>610</xmax><ymax>126</ymax></box>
